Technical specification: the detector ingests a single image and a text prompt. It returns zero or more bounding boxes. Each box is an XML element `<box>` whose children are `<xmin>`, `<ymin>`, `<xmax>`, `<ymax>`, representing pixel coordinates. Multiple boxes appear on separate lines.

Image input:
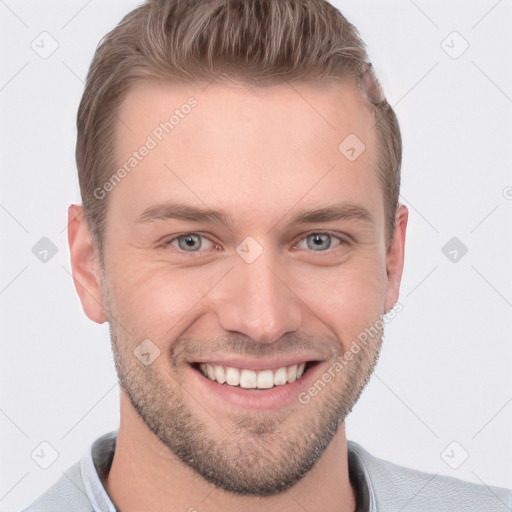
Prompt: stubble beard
<box><xmin>102</xmin><ymin>281</ymin><xmax>383</xmax><ymax>496</ymax></box>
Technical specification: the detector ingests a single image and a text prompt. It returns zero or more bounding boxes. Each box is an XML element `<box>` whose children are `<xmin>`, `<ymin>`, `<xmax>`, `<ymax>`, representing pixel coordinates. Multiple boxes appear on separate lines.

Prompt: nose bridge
<box><xmin>216</xmin><ymin>244</ymin><xmax>302</xmax><ymax>344</ymax></box>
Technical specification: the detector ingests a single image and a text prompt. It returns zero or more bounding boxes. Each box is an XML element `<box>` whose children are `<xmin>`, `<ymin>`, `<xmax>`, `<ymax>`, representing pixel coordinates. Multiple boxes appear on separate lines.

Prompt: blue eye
<box><xmin>162</xmin><ymin>231</ymin><xmax>347</xmax><ymax>256</ymax></box>
<box><xmin>176</xmin><ymin>233</ymin><xmax>202</xmax><ymax>251</ymax></box>
<box><xmin>164</xmin><ymin>233</ymin><xmax>216</xmax><ymax>253</ymax></box>
<box><xmin>306</xmin><ymin>233</ymin><xmax>331</xmax><ymax>251</ymax></box>
<box><xmin>296</xmin><ymin>232</ymin><xmax>345</xmax><ymax>252</ymax></box>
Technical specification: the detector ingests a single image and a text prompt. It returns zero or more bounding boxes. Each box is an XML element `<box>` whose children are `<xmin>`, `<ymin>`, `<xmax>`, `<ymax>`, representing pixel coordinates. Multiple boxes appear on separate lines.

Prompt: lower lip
<box><xmin>189</xmin><ymin>362</ymin><xmax>321</xmax><ymax>411</ymax></box>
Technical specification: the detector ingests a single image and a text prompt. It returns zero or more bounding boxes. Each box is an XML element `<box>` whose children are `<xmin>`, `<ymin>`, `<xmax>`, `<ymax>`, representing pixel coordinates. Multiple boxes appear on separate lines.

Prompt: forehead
<box><xmin>109</xmin><ymin>78</ymin><xmax>382</xmax><ymax>232</ymax></box>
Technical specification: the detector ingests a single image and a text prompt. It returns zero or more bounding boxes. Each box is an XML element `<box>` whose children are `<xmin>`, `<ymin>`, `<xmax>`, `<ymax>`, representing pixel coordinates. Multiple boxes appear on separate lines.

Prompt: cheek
<box><xmin>291</xmin><ymin>251</ymin><xmax>387</xmax><ymax>348</ymax></box>
<box><xmin>107</xmin><ymin>257</ymin><xmax>224</xmax><ymax>338</ymax></box>
<box><xmin>106</xmin><ymin>241</ymin><xmax>387</xmax><ymax>351</ymax></box>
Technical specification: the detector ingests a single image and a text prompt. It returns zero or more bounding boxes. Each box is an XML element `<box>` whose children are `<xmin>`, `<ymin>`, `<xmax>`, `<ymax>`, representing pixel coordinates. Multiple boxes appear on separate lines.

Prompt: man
<box><xmin>23</xmin><ymin>0</ymin><xmax>511</xmax><ymax>511</ymax></box>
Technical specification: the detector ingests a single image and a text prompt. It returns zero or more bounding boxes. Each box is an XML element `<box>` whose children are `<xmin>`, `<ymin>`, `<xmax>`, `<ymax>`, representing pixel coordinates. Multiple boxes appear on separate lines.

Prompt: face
<box><xmin>71</xmin><ymin>78</ymin><xmax>407</xmax><ymax>496</ymax></box>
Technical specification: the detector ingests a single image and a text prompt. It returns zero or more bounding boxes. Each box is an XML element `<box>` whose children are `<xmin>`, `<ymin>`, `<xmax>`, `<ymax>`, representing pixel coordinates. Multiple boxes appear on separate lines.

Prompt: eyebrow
<box><xmin>135</xmin><ymin>201</ymin><xmax>375</xmax><ymax>228</ymax></box>
<box><xmin>289</xmin><ymin>203</ymin><xmax>374</xmax><ymax>226</ymax></box>
<box><xmin>136</xmin><ymin>202</ymin><xmax>234</xmax><ymax>226</ymax></box>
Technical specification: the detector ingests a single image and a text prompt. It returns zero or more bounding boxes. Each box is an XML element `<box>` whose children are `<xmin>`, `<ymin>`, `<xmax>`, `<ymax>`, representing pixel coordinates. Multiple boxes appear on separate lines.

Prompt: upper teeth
<box><xmin>199</xmin><ymin>363</ymin><xmax>307</xmax><ymax>389</ymax></box>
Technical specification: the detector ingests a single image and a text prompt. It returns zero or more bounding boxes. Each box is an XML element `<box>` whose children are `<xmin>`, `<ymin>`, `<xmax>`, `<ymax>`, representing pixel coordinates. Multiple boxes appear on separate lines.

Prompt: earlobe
<box><xmin>384</xmin><ymin>204</ymin><xmax>409</xmax><ymax>313</ymax></box>
<box><xmin>67</xmin><ymin>204</ymin><xmax>108</xmax><ymax>324</ymax></box>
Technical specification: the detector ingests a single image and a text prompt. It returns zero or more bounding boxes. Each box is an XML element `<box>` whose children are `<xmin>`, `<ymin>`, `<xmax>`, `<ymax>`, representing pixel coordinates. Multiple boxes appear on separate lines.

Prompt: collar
<box><xmin>79</xmin><ymin>431</ymin><xmax>376</xmax><ymax>512</ymax></box>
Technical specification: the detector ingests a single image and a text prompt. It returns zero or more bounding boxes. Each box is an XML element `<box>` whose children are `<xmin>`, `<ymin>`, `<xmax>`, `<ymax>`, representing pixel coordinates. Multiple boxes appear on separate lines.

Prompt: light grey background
<box><xmin>1</xmin><ymin>1</ymin><xmax>511</xmax><ymax>510</ymax></box>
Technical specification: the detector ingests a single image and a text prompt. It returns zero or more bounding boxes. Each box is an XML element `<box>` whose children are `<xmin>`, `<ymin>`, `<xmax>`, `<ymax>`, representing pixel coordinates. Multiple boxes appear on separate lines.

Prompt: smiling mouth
<box><xmin>191</xmin><ymin>361</ymin><xmax>318</xmax><ymax>390</ymax></box>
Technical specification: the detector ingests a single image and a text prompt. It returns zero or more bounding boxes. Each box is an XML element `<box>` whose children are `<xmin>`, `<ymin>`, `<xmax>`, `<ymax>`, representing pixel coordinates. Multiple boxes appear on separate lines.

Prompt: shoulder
<box><xmin>348</xmin><ymin>440</ymin><xmax>512</xmax><ymax>512</ymax></box>
<box><xmin>20</xmin><ymin>459</ymin><xmax>93</xmax><ymax>512</ymax></box>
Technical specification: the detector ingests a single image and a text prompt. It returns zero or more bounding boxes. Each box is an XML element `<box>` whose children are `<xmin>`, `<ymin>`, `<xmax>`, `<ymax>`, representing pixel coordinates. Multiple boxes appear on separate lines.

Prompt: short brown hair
<box><xmin>76</xmin><ymin>0</ymin><xmax>401</xmax><ymax>259</ymax></box>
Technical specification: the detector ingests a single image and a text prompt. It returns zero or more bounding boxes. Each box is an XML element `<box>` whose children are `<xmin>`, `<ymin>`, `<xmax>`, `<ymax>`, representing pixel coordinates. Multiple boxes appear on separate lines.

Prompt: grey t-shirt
<box><xmin>22</xmin><ymin>430</ymin><xmax>512</xmax><ymax>511</ymax></box>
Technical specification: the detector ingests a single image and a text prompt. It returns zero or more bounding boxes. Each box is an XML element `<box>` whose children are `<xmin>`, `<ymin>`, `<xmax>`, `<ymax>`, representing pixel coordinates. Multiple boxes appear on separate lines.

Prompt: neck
<box><xmin>104</xmin><ymin>393</ymin><xmax>356</xmax><ymax>512</ymax></box>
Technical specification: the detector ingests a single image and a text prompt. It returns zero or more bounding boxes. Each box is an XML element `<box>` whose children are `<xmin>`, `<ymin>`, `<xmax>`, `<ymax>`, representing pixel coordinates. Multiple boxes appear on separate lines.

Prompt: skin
<box><xmin>68</xmin><ymin>78</ymin><xmax>408</xmax><ymax>512</ymax></box>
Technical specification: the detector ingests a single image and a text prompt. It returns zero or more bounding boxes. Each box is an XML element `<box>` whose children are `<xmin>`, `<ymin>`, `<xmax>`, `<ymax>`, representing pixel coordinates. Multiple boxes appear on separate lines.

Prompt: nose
<box><xmin>215</xmin><ymin>248</ymin><xmax>303</xmax><ymax>344</ymax></box>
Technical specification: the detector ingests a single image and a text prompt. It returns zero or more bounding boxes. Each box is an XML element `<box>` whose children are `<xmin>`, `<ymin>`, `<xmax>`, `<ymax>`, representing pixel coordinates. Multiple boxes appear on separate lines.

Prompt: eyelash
<box><xmin>161</xmin><ymin>231</ymin><xmax>351</xmax><ymax>255</ymax></box>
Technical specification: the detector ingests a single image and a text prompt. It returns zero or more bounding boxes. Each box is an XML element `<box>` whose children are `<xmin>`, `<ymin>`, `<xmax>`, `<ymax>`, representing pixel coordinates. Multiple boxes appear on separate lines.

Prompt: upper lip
<box><xmin>189</xmin><ymin>356</ymin><xmax>321</xmax><ymax>372</ymax></box>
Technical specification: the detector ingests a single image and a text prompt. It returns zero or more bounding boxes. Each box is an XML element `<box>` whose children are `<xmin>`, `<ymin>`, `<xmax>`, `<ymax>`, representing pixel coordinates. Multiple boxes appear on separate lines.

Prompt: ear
<box><xmin>384</xmin><ymin>203</ymin><xmax>408</xmax><ymax>313</ymax></box>
<box><xmin>67</xmin><ymin>204</ymin><xmax>108</xmax><ymax>324</ymax></box>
